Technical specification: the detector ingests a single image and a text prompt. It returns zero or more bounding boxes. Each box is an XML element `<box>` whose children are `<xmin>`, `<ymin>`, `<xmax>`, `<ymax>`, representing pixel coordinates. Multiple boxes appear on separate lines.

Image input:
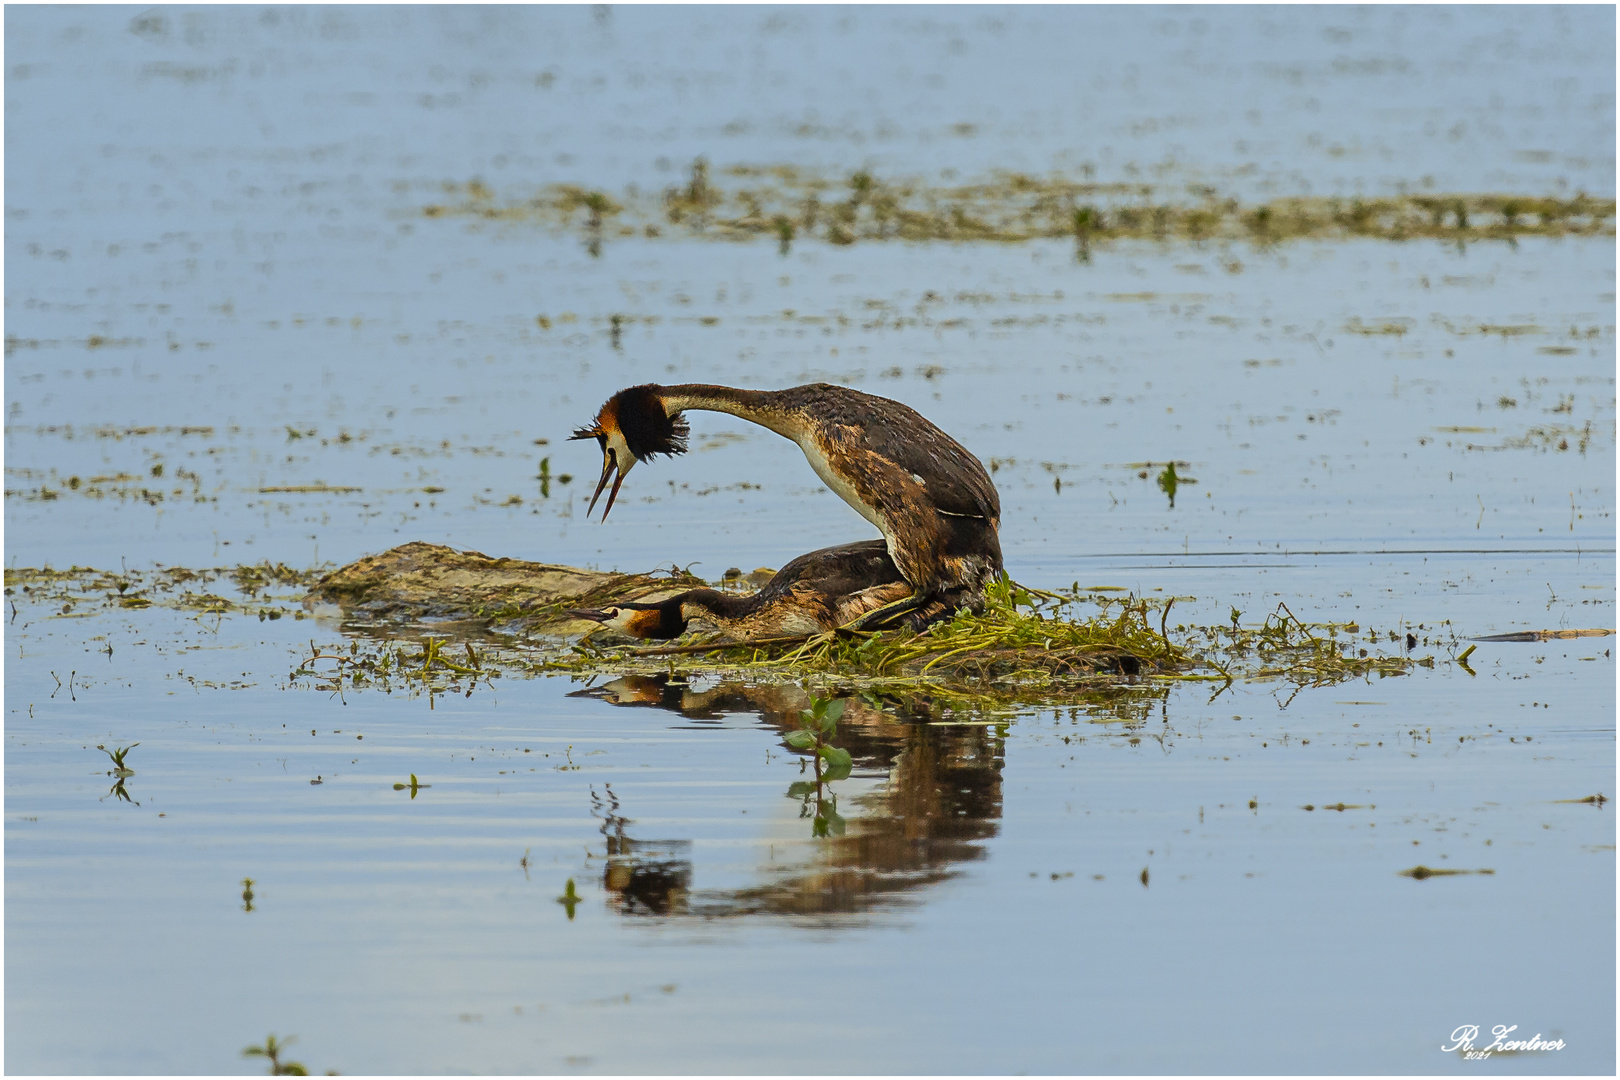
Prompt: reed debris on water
<box><xmin>420</xmin><ymin>164</ymin><xmax>1616</xmax><ymax>249</ymax></box>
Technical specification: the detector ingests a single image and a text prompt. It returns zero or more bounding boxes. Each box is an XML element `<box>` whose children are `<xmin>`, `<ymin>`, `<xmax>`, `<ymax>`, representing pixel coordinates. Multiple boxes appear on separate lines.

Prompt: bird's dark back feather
<box><xmin>754</xmin><ymin>538</ymin><xmax>904</xmax><ymax>604</ymax></box>
<box><xmin>769</xmin><ymin>384</ymin><xmax>1000</xmax><ymax>523</ymax></box>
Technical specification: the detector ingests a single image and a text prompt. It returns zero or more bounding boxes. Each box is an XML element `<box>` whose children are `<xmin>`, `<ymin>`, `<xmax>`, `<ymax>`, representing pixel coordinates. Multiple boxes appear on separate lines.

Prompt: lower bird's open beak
<box><xmin>567</xmin><ymin>607</ymin><xmax>612</xmax><ymax>623</ymax></box>
<box><xmin>586</xmin><ymin>448</ymin><xmax>630</xmax><ymax>521</ymax></box>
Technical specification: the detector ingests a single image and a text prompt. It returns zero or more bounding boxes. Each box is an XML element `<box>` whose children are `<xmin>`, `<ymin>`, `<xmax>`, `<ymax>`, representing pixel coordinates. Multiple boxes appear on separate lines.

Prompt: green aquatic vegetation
<box><xmin>16</xmin><ymin>556</ymin><xmax>1430</xmax><ymax>708</ymax></box>
<box><xmin>557</xmin><ymin>878</ymin><xmax>582</xmax><ymax>919</ymax></box>
<box><xmin>415</xmin><ymin>637</ymin><xmax>483</xmax><ymax>676</ymax></box>
<box><xmin>392</xmin><ymin>773</ymin><xmax>429</xmax><ymax>798</ymax></box>
<box><xmin>281</xmin><ymin>574</ymin><xmax>1430</xmax><ymax>708</ymax></box>
<box><xmin>5</xmin><ymin>563</ymin><xmax>319</xmax><ymax>621</ymax></box>
<box><xmin>242</xmin><ymin>1034</ymin><xmax>307</xmax><ymax>1076</ymax></box>
<box><xmin>297</xmin><ymin>637</ymin><xmax>492</xmax><ymax>697</ymax></box>
<box><xmin>1073</xmin><ymin>205</ymin><xmax>1099</xmax><ymax>260</ymax></box>
<box><xmin>230</xmin><ymin>562</ymin><xmax>326</xmax><ymax>594</ymax></box>
<box><xmin>1156</xmin><ymin>462</ymin><xmax>1180</xmax><ymax>506</ymax></box>
<box><xmin>784</xmin><ymin>696</ymin><xmax>850</xmax><ymax>836</ymax></box>
<box><xmin>97</xmin><ymin>742</ymin><xmax>138</xmax><ymax>774</ymax></box>
<box><xmin>599</xmin><ymin>574</ymin><xmax>1180</xmax><ymax>684</ymax></box>
<box><xmin>418</xmin><ymin>164</ymin><xmax>1616</xmax><ymax>250</ymax></box>
<box><xmin>1466</xmin><ymin>420</ymin><xmax>1598</xmax><ymax>454</ymax></box>
<box><xmin>772</xmin><ymin>214</ymin><xmax>794</xmax><ymax>255</ymax></box>
<box><xmin>786</xmin><ymin>695</ymin><xmax>852</xmax><ymax>778</ymax></box>
<box><xmin>1344</xmin><ymin>317</ymin><xmax>1412</xmax><ymax>336</ymax></box>
<box><xmin>662</xmin><ymin>157</ymin><xmax>721</xmax><ymax>226</ymax></box>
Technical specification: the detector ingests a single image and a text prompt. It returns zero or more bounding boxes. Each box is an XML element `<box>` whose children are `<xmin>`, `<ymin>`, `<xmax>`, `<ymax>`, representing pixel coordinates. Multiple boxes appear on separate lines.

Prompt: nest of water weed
<box><xmin>284</xmin><ymin>584</ymin><xmax>1440</xmax><ymax>711</ymax></box>
<box><xmin>550</xmin><ymin>582</ymin><xmax>1441</xmax><ymax>700</ymax></box>
<box><xmin>561</xmin><ymin>579</ymin><xmax>1192</xmax><ymax>687</ymax></box>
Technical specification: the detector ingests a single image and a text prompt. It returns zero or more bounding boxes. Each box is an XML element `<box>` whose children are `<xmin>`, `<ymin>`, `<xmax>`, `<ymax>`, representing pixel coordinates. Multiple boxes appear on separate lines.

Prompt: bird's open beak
<box><xmin>586</xmin><ymin>447</ymin><xmax>630</xmax><ymax>522</ymax></box>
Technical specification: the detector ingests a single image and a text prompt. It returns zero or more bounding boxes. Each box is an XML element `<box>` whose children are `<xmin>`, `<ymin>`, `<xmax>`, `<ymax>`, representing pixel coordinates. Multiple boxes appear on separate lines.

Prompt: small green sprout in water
<box><xmin>772</xmin><ymin>214</ymin><xmax>794</xmax><ymax>255</ymax></box>
<box><xmin>97</xmin><ymin>742</ymin><xmax>138</xmax><ymax>775</ymax></box>
<box><xmin>1073</xmin><ymin>205</ymin><xmax>1099</xmax><ymax>261</ymax></box>
<box><xmin>241</xmin><ymin>878</ymin><xmax>256</xmax><ymax>913</ymax></box>
<box><xmin>242</xmin><ymin>1033</ymin><xmax>307</xmax><ymax>1076</ymax></box>
<box><xmin>557</xmin><ymin>877</ymin><xmax>582</xmax><ymax>919</ymax></box>
<box><xmin>583</xmin><ymin>190</ymin><xmax>611</xmax><ymax>230</ymax></box>
<box><xmin>392</xmin><ymin>773</ymin><xmax>430</xmax><ymax>798</ymax></box>
<box><xmin>1156</xmin><ymin>462</ymin><xmax>1179</xmax><ymax>507</ymax></box>
<box><xmin>785</xmin><ymin>696</ymin><xmax>851</xmax><ymax>836</ymax></box>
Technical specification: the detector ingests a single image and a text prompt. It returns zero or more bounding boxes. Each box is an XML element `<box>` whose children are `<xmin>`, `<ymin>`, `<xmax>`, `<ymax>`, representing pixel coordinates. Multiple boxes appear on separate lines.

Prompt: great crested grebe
<box><xmin>569</xmin><ymin>539</ymin><xmax>953</xmax><ymax>640</ymax></box>
<box><xmin>569</xmin><ymin>382</ymin><xmax>1002</xmax><ymax>628</ymax></box>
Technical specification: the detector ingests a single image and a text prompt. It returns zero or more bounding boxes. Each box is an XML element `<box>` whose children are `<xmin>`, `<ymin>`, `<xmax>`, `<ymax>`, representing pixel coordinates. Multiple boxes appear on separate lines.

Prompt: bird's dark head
<box><xmin>569</xmin><ymin>384</ymin><xmax>690</xmax><ymax>520</ymax></box>
<box><xmin>568</xmin><ymin>598</ymin><xmax>686</xmax><ymax>640</ymax></box>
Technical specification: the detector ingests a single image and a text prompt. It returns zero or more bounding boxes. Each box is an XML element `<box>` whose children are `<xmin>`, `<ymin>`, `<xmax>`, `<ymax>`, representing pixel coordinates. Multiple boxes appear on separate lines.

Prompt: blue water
<box><xmin>5</xmin><ymin>5</ymin><xmax>1614</xmax><ymax>1074</ymax></box>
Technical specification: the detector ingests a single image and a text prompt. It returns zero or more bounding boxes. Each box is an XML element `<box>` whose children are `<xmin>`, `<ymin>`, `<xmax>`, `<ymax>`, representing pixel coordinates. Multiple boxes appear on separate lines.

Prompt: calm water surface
<box><xmin>5</xmin><ymin>5</ymin><xmax>1614</xmax><ymax>1074</ymax></box>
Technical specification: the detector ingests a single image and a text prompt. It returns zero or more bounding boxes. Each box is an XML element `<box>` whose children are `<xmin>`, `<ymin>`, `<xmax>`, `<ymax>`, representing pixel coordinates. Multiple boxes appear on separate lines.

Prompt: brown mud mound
<box><xmin>302</xmin><ymin>541</ymin><xmax>691</xmax><ymax>629</ymax></box>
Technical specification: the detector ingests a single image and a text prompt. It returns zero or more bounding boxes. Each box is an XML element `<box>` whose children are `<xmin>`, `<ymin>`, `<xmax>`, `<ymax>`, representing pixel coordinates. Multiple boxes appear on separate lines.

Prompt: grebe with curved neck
<box><xmin>569</xmin><ymin>382</ymin><xmax>1002</xmax><ymax>628</ymax></box>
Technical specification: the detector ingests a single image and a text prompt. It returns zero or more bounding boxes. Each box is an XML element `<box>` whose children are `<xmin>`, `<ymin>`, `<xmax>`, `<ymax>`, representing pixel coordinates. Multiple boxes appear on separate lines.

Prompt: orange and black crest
<box><xmin>570</xmin><ymin>384</ymin><xmax>690</xmax><ymax>462</ymax></box>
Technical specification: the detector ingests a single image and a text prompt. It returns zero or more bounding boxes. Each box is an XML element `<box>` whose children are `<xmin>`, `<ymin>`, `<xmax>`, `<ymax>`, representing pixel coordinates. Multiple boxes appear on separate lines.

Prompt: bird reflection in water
<box><xmin>591</xmin><ymin>783</ymin><xmax>693</xmax><ymax>916</ymax></box>
<box><xmin>570</xmin><ymin>676</ymin><xmax>1004</xmax><ymax>918</ymax></box>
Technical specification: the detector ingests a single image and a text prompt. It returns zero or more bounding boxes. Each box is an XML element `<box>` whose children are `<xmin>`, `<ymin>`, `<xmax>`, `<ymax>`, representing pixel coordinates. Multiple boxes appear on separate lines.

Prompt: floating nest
<box><xmin>300</xmin><ymin>543</ymin><xmax>1178</xmax><ymax>684</ymax></box>
<box><xmin>293</xmin><ymin>543</ymin><xmax>1507</xmax><ymax>697</ymax></box>
<box><xmin>301</xmin><ymin>540</ymin><xmax>701</xmax><ymax>631</ymax></box>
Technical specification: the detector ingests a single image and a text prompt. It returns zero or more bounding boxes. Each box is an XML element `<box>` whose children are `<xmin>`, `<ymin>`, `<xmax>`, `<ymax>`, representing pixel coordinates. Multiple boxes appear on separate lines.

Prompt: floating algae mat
<box><xmin>422</xmin><ymin>162</ymin><xmax>1617</xmax><ymax>249</ymax></box>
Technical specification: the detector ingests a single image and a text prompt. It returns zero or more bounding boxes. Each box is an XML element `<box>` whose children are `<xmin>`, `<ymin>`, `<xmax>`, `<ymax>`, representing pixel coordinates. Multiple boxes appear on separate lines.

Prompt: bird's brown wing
<box><xmin>776</xmin><ymin>384</ymin><xmax>1000</xmax><ymax>524</ymax></box>
<box><xmin>754</xmin><ymin>539</ymin><xmax>903</xmax><ymax>604</ymax></box>
<box><xmin>859</xmin><ymin>421</ymin><xmax>1000</xmax><ymax>524</ymax></box>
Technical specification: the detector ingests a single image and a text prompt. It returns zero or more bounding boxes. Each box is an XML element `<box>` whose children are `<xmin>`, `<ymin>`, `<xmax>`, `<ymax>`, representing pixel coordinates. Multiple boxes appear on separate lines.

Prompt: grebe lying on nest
<box><xmin>570</xmin><ymin>539</ymin><xmax>954</xmax><ymax>640</ymax></box>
